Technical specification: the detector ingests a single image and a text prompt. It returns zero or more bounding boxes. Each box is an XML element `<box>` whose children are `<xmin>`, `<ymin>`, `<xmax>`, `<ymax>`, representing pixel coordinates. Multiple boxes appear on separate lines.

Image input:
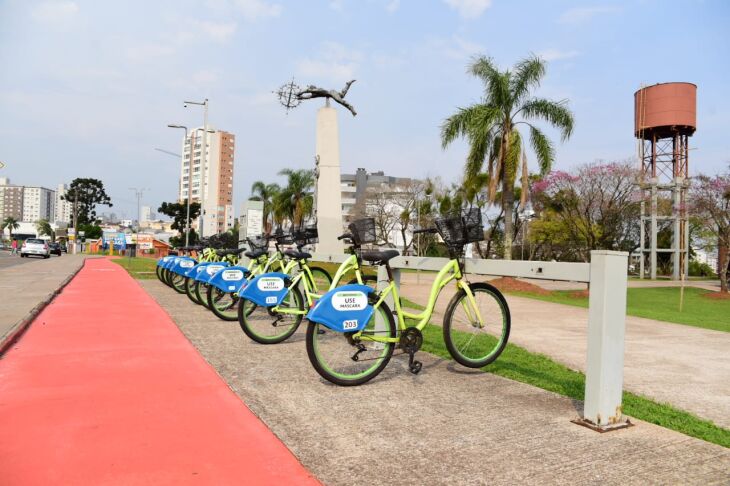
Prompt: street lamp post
<box><xmin>518</xmin><ymin>204</ymin><xmax>536</xmax><ymax>261</ymax></box>
<box><xmin>167</xmin><ymin>124</ymin><xmax>191</xmax><ymax>246</ymax></box>
<box><xmin>184</xmin><ymin>99</ymin><xmax>209</xmax><ymax>237</ymax></box>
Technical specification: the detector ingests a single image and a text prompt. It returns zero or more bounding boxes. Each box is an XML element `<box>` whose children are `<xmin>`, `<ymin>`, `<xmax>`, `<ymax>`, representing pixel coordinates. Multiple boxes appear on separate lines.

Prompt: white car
<box><xmin>20</xmin><ymin>238</ymin><xmax>51</xmax><ymax>259</ymax></box>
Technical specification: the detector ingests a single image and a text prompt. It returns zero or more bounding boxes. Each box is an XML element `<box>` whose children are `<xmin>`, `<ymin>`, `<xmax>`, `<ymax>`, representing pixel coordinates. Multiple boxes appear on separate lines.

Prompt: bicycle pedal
<box><xmin>409</xmin><ymin>361</ymin><xmax>422</xmax><ymax>374</ymax></box>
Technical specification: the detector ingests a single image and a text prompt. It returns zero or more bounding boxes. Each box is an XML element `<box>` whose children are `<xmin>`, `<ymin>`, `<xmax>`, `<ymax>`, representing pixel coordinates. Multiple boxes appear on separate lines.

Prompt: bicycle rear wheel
<box><xmin>443</xmin><ymin>282</ymin><xmax>510</xmax><ymax>368</ymax></box>
<box><xmin>306</xmin><ymin>301</ymin><xmax>396</xmax><ymax>386</ymax></box>
<box><xmin>207</xmin><ymin>285</ymin><xmax>240</xmax><ymax>321</ymax></box>
<box><xmin>238</xmin><ymin>286</ymin><xmax>304</xmax><ymax>344</ymax></box>
<box><xmin>307</xmin><ymin>266</ymin><xmax>332</xmax><ymax>293</ymax></box>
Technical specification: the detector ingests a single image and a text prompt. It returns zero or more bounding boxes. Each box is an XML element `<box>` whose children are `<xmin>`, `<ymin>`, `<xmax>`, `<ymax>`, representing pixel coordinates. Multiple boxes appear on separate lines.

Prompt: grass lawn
<box><xmin>418</xmin><ymin>324</ymin><xmax>730</xmax><ymax>448</ymax></box>
<box><xmin>507</xmin><ymin>287</ymin><xmax>730</xmax><ymax>333</ymax></box>
<box><xmin>111</xmin><ymin>257</ymin><xmax>159</xmax><ymax>279</ymax></box>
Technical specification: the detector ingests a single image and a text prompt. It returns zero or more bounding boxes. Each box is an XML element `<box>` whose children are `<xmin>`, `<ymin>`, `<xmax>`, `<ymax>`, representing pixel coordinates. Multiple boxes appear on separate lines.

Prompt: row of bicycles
<box><xmin>156</xmin><ymin>210</ymin><xmax>511</xmax><ymax>386</ymax></box>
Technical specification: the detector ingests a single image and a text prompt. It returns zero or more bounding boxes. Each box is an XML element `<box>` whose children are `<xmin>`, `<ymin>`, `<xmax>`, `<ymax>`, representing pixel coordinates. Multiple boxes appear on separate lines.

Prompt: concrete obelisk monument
<box><xmin>277</xmin><ymin>79</ymin><xmax>357</xmax><ymax>254</ymax></box>
<box><xmin>314</xmin><ymin>102</ymin><xmax>344</xmax><ymax>253</ymax></box>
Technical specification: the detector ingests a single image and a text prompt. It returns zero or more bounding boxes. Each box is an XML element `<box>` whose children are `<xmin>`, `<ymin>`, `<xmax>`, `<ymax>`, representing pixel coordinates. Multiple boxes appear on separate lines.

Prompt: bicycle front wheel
<box><xmin>196</xmin><ymin>282</ymin><xmax>211</xmax><ymax>308</ymax></box>
<box><xmin>207</xmin><ymin>285</ymin><xmax>240</xmax><ymax>321</ymax></box>
<box><xmin>238</xmin><ymin>286</ymin><xmax>304</xmax><ymax>344</ymax></box>
<box><xmin>186</xmin><ymin>278</ymin><xmax>202</xmax><ymax>305</ymax></box>
<box><xmin>443</xmin><ymin>282</ymin><xmax>510</xmax><ymax>368</ymax></box>
<box><xmin>170</xmin><ymin>273</ymin><xmax>187</xmax><ymax>294</ymax></box>
<box><xmin>306</xmin><ymin>301</ymin><xmax>396</xmax><ymax>386</ymax></box>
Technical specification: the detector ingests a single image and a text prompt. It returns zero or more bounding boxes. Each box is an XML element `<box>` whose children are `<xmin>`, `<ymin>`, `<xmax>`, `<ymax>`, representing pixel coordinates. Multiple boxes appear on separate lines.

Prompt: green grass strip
<box><xmin>506</xmin><ymin>287</ymin><xmax>729</xmax><ymax>333</ymax></box>
<box><xmin>111</xmin><ymin>257</ymin><xmax>159</xmax><ymax>279</ymax></box>
<box><xmin>418</xmin><ymin>323</ymin><xmax>730</xmax><ymax>448</ymax></box>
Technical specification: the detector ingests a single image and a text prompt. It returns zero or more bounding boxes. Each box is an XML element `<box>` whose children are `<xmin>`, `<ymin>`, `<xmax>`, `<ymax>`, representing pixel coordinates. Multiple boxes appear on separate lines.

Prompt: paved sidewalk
<box><xmin>0</xmin><ymin>258</ymin><xmax>318</xmax><ymax>485</ymax></box>
<box><xmin>0</xmin><ymin>254</ymin><xmax>88</xmax><ymax>352</ymax></box>
<box><xmin>397</xmin><ymin>275</ymin><xmax>730</xmax><ymax>429</ymax></box>
<box><xmin>142</xmin><ymin>279</ymin><xmax>730</xmax><ymax>485</ymax></box>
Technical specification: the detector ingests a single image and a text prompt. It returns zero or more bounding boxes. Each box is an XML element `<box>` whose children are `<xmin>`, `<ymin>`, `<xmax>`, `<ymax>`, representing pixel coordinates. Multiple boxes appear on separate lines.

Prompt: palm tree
<box><xmin>278</xmin><ymin>169</ymin><xmax>315</xmax><ymax>229</ymax></box>
<box><xmin>2</xmin><ymin>216</ymin><xmax>20</xmax><ymax>240</ymax></box>
<box><xmin>250</xmin><ymin>181</ymin><xmax>281</xmax><ymax>234</ymax></box>
<box><xmin>441</xmin><ymin>54</ymin><xmax>574</xmax><ymax>259</ymax></box>
<box><xmin>35</xmin><ymin>219</ymin><xmax>55</xmax><ymax>241</ymax></box>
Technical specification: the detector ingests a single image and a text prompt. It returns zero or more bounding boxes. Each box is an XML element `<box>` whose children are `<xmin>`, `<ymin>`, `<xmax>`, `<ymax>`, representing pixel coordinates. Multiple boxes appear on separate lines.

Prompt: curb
<box><xmin>0</xmin><ymin>258</ymin><xmax>87</xmax><ymax>357</ymax></box>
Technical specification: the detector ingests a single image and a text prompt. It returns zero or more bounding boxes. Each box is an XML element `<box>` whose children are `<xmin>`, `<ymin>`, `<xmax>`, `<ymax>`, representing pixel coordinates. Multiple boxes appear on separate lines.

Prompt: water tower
<box><xmin>634</xmin><ymin>82</ymin><xmax>696</xmax><ymax>279</ymax></box>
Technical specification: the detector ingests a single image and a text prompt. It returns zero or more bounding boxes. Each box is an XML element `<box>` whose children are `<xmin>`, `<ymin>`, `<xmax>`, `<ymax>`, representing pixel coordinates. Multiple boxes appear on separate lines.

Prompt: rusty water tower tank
<box><xmin>634</xmin><ymin>82</ymin><xmax>696</xmax><ymax>139</ymax></box>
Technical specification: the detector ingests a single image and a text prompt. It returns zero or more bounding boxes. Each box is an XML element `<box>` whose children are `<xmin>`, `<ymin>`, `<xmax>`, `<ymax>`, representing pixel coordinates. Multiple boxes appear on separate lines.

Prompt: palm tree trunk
<box><xmin>502</xmin><ymin>179</ymin><xmax>514</xmax><ymax>260</ymax></box>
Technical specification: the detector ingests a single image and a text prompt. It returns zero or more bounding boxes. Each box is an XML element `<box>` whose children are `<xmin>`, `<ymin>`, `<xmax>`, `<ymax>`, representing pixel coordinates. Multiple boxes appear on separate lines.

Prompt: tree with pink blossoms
<box><xmin>691</xmin><ymin>171</ymin><xmax>730</xmax><ymax>293</ymax></box>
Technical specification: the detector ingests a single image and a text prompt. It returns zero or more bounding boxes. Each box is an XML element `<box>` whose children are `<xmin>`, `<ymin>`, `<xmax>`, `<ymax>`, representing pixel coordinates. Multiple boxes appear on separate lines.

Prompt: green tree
<box><xmin>62</xmin><ymin>178</ymin><xmax>113</xmax><ymax>226</ymax></box>
<box><xmin>277</xmin><ymin>169</ymin><xmax>314</xmax><ymax>229</ymax></box>
<box><xmin>250</xmin><ymin>181</ymin><xmax>281</xmax><ymax>234</ymax></box>
<box><xmin>441</xmin><ymin>54</ymin><xmax>574</xmax><ymax>259</ymax></box>
<box><xmin>158</xmin><ymin>201</ymin><xmax>201</xmax><ymax>244</ymax></box>
<box><xmin>35</xmin><ymin>219</ymin><xmax>55</xmax><ymax>241</ymax></box>
<box><xmin>2</xmin><ymin>216</ymin><xmax>20</xmax><ymax>239</ymax></box>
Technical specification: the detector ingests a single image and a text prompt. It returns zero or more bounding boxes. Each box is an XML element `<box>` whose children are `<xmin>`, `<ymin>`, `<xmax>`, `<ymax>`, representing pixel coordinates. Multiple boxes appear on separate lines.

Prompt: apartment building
<box><xmin>0</xmin><ymin>178</ymin><xmax>24</xmax><ymax>220</ymax></box>
<box><xmin>54</xmin><ymin>183</ymin><xmax>73</xmax><ymax>224</ymax></box>
<box><xmin>340</xmin><ymin>168</ymin><xmax>417</xmax><ymax>221</ymax></box>
<box><xmin>178</xmin><ymin>127</ymin><xmax>235</xmax><ymax>237</ymax></box>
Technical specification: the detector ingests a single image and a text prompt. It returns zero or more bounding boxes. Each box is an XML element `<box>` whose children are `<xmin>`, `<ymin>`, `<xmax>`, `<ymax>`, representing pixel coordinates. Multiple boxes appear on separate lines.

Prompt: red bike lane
<box><xmin>0</xmin><ymin>258</ymin><xmax>319</xmax><ymax>485</ymax></box>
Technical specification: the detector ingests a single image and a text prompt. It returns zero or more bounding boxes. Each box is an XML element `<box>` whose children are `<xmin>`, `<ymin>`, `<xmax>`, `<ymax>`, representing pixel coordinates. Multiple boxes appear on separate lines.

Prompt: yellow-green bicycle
<box><xmin>305</xmin><ymin>211</ymin><xmax>511</xmax><ymax>386</ymax></box>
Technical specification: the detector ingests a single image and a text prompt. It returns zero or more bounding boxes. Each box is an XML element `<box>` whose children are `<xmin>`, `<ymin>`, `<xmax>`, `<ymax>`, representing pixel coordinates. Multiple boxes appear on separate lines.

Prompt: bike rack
<box><xmin>241</xmin><ymin>249</ymin><xmax>629</xmax><ymax>431</ymax></box>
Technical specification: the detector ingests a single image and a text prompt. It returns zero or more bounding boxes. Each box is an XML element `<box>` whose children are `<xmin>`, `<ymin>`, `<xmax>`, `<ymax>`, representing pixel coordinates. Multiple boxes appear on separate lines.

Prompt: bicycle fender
<box><xmin>169</xmin><ymin>256</ymin><xmax>197</xmax><ymax>275</ymax></box>
<box><xmin>238</xmin><ymin>272</ymin><xmax>290</xmax><ymax>307</ymax></box>
<box><xmin>306</xmin><ymin>284</ymin><xmax>375</xmax><ymax>332</ymax></box>
<box><xmin>157</xmin><ymin>255</ymin><xmax>174</xmax><ymax>267</ymax></box>
<box><xmin>194</xmin><ymin>262</ymin><xmax>230</xmax><ymax>283</ymax></box>
<box><xmin>208</xmin><ymin>265</ymin><xmax>250</xmax><ymax>293</ymax></box>
<box><xmin>184</xmin><ymin>261</ymin><xmax>215</xmax><ymax>278</ymax></box>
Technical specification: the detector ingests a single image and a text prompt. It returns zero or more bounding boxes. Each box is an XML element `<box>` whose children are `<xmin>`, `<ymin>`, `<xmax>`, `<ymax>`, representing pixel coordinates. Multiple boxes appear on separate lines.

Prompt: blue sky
<box><xmin>1</xmin><ymin>0</ymin><xmax>728</xmax><ymax>220</ymax></box>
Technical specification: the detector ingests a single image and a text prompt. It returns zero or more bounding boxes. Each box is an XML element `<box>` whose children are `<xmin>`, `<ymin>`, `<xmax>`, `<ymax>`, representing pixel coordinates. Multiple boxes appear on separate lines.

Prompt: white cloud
<box><xmin>31</xmin><ymin>1</ymin><xmax>79</xmax><ymax>25</ymax></box>
<box><xmin>296</xmin><ymin>42</ymin><xmax>362</xmax><ymax>84</ymax></box>
<box><xmin>428</xmin><ymin>35</ymin><xmax>484</xmax><ymax>60</ymax></box>
<box><xmin>385</xmin><ymin>0</ymin><xmax>400</xmax><ymax>13</ymax></box>
<box><xmin>125</xmin><ymin>43</ymin><xmax>175</xmax><ymax>62</ymax></box>
<box><xmin>329</xmin><ymin>0</ymin><xmax>344</xmax><ymax>11</ymax></box>
<box><xmin>536</xmin><ymin>48</ymin><xmax>580</xmax><ymax>62</ymax></box>
<box><xmin>234</xmin><ymin>0</ymin><xmax>282</xmax><ymax>21</ymax></box>
<box><xmin>558</xmin><ymin>6</ymin><xmax>620</xmax><ymax>25</ymax></box>
<box><xmin>443</xmin><ymin>0</ymin><xmax>492</xmax><ymax>19</ymax></box>
<box><xmin>199</xmin><ymin>21</ymin><xmax>237</xmax><ymax>42</ymax></box>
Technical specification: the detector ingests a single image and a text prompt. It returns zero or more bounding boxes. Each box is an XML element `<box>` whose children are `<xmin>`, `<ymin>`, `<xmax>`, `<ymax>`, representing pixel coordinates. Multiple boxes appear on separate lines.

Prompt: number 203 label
<box><xmin>342</xmin><ymin>319</ymin><xmax>358</xmax><ymax>330</ymax></box>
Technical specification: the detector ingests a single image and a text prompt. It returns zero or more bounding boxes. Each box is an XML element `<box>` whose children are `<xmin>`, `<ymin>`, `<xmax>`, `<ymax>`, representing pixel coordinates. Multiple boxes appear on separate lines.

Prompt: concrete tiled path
<box><xmin>397</xmin><ymin>274</ymin><xmax>730</xmax><ymax>429</ymax></box>
<box><xmin>142</xmin><ymin>279</ymin><xmax>730</xmax><ymax>485</ymax></box>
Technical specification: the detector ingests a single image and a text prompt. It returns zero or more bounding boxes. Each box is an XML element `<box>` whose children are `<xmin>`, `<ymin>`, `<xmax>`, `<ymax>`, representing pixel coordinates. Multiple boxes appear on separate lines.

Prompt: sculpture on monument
<box><xmin>276</xmin><ymin>79</ymin><xmax>358</xmax><ymax>116</ymax></box>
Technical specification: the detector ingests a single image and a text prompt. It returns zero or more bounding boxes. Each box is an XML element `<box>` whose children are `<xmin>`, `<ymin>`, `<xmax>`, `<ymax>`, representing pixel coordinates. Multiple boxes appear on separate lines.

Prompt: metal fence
<box><xmin>306</xmin><ymin>250</ymin><xmax>629</xmax><ymax>430</ymax></box>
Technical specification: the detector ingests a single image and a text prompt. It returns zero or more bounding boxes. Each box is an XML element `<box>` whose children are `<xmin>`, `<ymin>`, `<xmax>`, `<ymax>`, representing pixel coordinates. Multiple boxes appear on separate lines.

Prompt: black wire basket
<box><xmin>272</xmin><ymin>228</ymin><xmax>294</xmax><ymax>246</ymax></box>
<box><xmin>292</xmin><ymin>225</ymin><xmax>319</xmax><ymax>246</ymax></box>
<box><xmin>434</xmin><ymin>208</ymin><xmax>484</xmax><ymax>254</ymax></box>
<box><xmin>348</xmin><ymin>218</ymin><xmax>376</xmax><ymax>246</ymax></box>
<box><xmin>247</xmin><ymin>236</ymin><xmax>268</xmax><ymax>251</ymax></box>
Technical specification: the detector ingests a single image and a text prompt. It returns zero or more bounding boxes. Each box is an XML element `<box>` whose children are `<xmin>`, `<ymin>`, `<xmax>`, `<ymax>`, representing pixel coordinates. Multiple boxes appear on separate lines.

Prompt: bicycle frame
<box><xmin>353</xmin><ymin>259</ymin><xmax>484</xmax><ymax>344</ymax></box>
<box><xmin>273</xmin><ymin>253</ymin><xmax>366</xmax><ymax>316</ymax></box>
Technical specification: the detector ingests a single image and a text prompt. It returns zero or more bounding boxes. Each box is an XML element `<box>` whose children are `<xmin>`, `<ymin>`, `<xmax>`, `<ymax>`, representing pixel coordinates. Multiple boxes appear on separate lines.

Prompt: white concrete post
<box><xmin>314</xmin><ymin>106</ymin><xmax>344</xmax><ymax>254</ymax></box>
<box><xmin>583</xmin><ymin>250</ymin><xmax>629</xmax><ymax>429</ymax></box>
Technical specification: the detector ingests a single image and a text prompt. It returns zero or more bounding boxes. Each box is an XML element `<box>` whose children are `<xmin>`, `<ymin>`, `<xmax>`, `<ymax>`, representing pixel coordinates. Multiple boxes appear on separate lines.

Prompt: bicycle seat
<box><xmin>245</xmin><ymin>249</ymin><xmax>267</xmax><ymax>259</ymax></box>
<box><xmin>284</xmin><ymin>249</ymin><xmax>311</xmax><ymax>260</ymax></box>
<box><xmin>360</xmin><ymin>249</ymin><xmax>399</xmax><ymax>265</ymax></box>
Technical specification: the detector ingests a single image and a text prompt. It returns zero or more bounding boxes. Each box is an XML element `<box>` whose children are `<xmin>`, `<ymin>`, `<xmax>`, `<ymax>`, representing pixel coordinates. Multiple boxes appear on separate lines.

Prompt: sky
<box><xmin>1</xmin><ymin>0</ymin><xmax>729</xmax><ymax>221</ymax></box>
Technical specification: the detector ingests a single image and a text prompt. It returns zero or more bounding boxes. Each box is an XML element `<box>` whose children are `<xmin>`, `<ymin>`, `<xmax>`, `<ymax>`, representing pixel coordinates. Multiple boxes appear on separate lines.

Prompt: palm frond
<box><xmin>440</xmin><ymin>104</ymin><xmax>490</xmax><ymax>148</ymax></box>
<box><xmin>529</xmin><ymin>125</ymin><xmax>555</xmax><ymax>175</ymax></box>
<box><xmin>519</xmin><ymin>98</ymin><xmax>574</xmax><ymax>141</ymax></box>
<box><xmin>520</xmin><ymin>151</ymin><xmax>529</xmax><ymax>206</ymax></box>
<box><xmin>511</xmin><ymin>55</ymin><xmax>546</xmax><ymax>104</ymax></box>
<box><xmin>469</xmin><ymin>55</ymin><xmax>510</xmax><ymax>107</ymax></box>
<box><xmin>503</xmin><ymin>128</ymin><xmax>522</xmax><ymax>184</ymax></box>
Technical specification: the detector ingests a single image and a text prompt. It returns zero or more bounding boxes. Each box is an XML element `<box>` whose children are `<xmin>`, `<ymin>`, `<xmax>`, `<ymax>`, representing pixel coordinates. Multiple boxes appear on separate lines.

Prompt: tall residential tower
<box><xmin>177</xmin><ymin>128</ymin><xmax>235</xmax><ymax>237</ymax></box>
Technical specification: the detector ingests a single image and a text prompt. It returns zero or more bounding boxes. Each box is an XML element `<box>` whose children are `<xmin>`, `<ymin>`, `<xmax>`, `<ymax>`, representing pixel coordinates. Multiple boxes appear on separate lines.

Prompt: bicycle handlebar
<box><xmin>412</xmin><ymin>228</ymin><xmax>438</xmax><ymax>235</ymax></box>
<box><xmin>337</xmin><ymin>233</ymin><xmax>352</xmax><ymax>241</ymax></box>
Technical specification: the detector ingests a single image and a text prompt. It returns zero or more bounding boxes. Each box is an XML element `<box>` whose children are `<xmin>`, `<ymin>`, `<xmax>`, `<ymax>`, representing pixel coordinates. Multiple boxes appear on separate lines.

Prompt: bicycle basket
<box><xmin>293</xmin><ymin>225</ymin><xmax>319</xmax><ymax>246</ymax></box>
<box><xmin>273</xmin><ymin>229</ymin><xmax>294</xmax><ymax>246</ymax></box>
<box><xmin>348</xmin><ymin>218</ymin><xmax>376</xmax><ymax>246</ymax></box>
<box><xmin>434</xmin><ymin>208</ymin><xmax>484</xmax><ymax>253</ymax></box>
<box><xmin>247</xmin><ymin>236</ymin><xmax>268</xmax><ymax>251</ymax></box>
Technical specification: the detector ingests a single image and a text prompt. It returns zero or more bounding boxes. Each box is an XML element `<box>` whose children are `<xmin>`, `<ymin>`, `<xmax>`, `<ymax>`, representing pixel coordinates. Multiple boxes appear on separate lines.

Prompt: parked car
<box><xmin>20</xmin><ymin>239</ymin><xmax>50</xmax><ymax>259</ymax></box>
<box><xmin>49</xmin><ymin>242</ymin><xmax>62</xmax><ymax>256</ymax></box>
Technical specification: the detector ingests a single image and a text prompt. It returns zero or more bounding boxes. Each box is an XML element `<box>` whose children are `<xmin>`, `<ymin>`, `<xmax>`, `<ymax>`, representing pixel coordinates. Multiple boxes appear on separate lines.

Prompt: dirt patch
<box><xmin>703</xmin><ymin>291</ymin><xmax>730</xmax><ymax>300</ymax></box>
<box><xmin>569</xmin><ymin>290</ymin><xmax>590</xmax><ymax>299</ymax></box>
<box><xmin>488</xmin><ymin>277</ymin><xmax>551</xmax><ymax>295</ymax></box>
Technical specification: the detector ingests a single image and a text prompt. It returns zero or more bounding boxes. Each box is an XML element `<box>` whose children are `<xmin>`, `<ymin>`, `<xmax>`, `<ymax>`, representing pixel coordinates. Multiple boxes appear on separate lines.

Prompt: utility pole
<box><xmin>129</xmin><ymin>187</ymin><xmax>147</xmax><ymax>261</ymax></box>
<box><xmin>72</xmin><ymin>191</ymin><xmax>79</xmax><ymax>255</ymax></box>
<box><xmin>184</xmin><ymin>99</ymin><xmax>209</xmax><ymax>238</ymax></box>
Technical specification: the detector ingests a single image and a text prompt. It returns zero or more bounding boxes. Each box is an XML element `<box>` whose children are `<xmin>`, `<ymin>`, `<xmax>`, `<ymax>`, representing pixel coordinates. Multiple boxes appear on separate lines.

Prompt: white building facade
<box><xmin>178</xmin><ymin>127</ymin><xmax>235</xmax><ymax>237</ymax></box>
<box><xmin>54</xmin><ymin>183</ymin><xmax>73</xmax><ymax>224</ymax></box>
<box><xmin>22</xmin><ymin>186</ymin><xmax>55</xmax><ymax>222</ymax></box>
